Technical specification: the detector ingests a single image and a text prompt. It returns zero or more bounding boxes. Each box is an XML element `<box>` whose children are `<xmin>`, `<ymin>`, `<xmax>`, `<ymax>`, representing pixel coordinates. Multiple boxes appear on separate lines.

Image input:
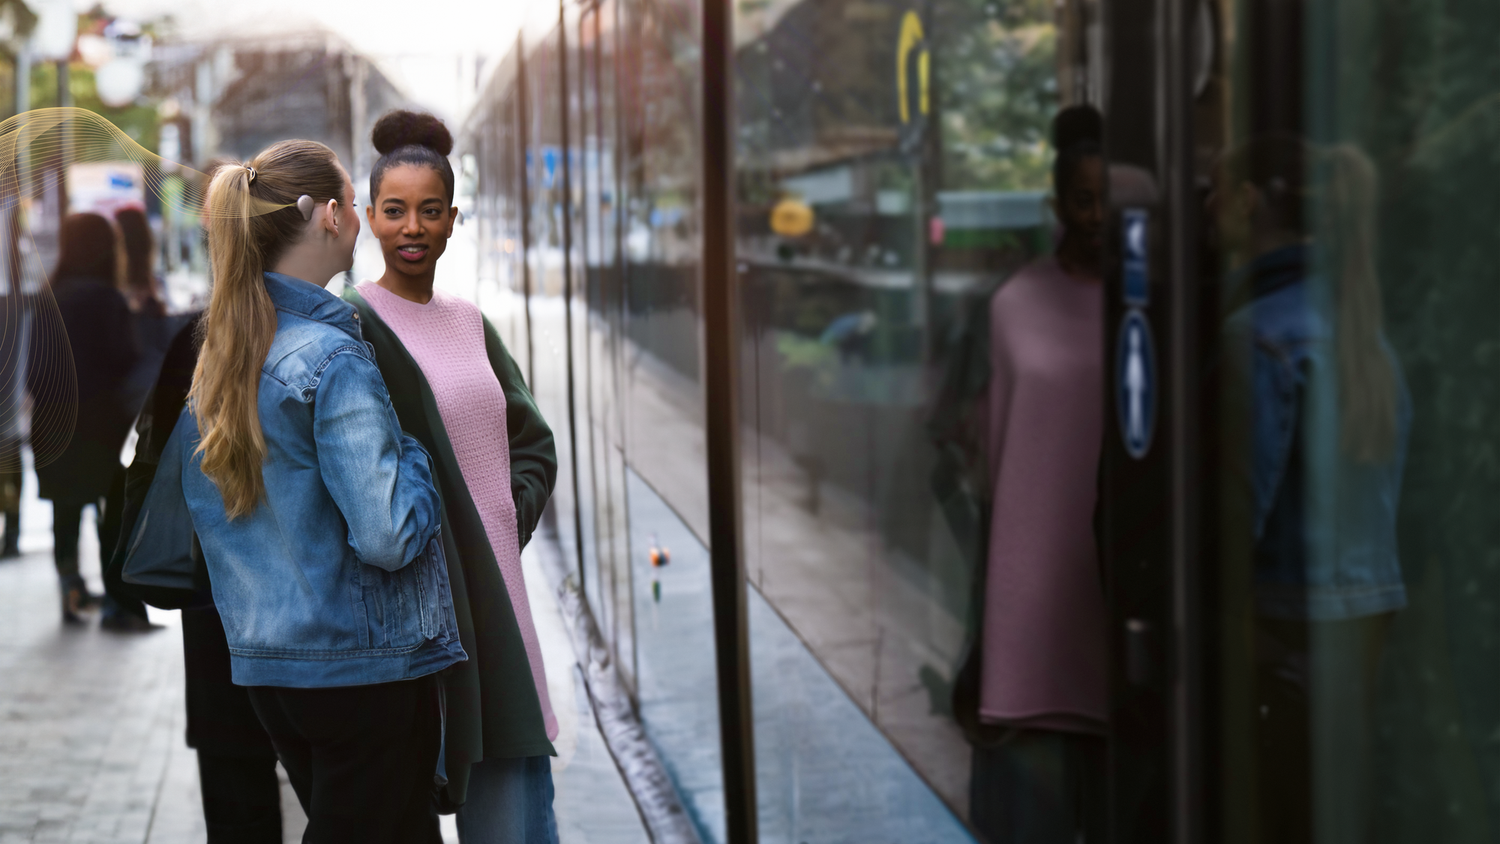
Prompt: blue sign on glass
<box><xmin>1122</xmin><ymin>208</ymin><xmax>1149</xmax><ymax>306</ymax></box>
<box><xmin>1116</xmin><ymin>309</ymin><xmax>1157</xmax><ymax>460</ymax></box>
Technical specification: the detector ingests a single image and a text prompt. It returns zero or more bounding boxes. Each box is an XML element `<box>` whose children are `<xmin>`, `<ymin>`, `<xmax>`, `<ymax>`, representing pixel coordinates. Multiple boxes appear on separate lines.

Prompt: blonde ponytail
<box><xmin>189</xmin><ymin>140</ymin><xmax>344</xmax><ymax>518</ymax></box>
<box><xmin>1321</xmin><ymin>145</ymin><xmax>1397</xmax><ymax>463</ymax></box>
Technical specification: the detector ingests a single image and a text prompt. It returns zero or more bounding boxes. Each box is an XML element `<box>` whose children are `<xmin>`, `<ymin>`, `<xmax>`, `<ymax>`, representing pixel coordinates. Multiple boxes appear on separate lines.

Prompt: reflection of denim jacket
<box><xmin>1225</xmin><ymin>246</ymin><xmax>1411</xmax><ymax>620</ymax></box>
<box><xmin>182</xmin><ymin>272</ymin><xmax>465</xmax><ymax>687</ymax></box>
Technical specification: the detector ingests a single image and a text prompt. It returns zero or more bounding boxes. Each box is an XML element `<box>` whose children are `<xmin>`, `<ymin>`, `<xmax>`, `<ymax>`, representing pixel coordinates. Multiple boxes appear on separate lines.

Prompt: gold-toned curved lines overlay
<box><xmin>897</xmin><ymin>11</ymin><xmax>928</xmax><ymax>125</ymax></box>
<box><xmin>0</xmin><ymin>108</ymin><xmax>292</xmax><ymax>473</ymax></box>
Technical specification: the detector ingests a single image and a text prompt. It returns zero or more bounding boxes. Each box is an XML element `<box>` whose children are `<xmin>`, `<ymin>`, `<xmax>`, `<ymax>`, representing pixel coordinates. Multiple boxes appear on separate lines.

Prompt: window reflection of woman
<box><xmin>968</xmin><ymin>104</ymin><xmax>1108</xmax><ymax>844</ymax></box>
<box><xmin>1214</xmin><ymin>137</ymin><xmax>1410</xmax><ymax>844</ymax></box>
<box><xmin>343</xmin><ymin>111</ymin><xmax>560</xmax><ymax>843</ymax></box>
<box><xmin>1051</xmin><ymin>110</ymin><xmax>1106</xmax><ymax>280</ymax></box>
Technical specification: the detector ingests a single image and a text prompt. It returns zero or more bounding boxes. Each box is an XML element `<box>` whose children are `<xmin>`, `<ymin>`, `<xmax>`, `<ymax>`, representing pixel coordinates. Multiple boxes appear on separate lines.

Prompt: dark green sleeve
<box><xmin>482</xmin><ymin>317</ymin><xmax>556</xmax><ymax>549</ymax></box>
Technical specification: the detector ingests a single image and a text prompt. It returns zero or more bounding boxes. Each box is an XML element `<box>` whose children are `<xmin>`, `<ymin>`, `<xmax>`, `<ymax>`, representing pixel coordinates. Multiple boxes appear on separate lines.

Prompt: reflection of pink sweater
<box><xmin>981</xmin><ymin>257</ymin><xmax>1108</xmax><ymax>735</ymax></box>
<box><xmin>359</xmin><ymin>282</ymin><xmax>557</xmax><ymax>742</ymax></box>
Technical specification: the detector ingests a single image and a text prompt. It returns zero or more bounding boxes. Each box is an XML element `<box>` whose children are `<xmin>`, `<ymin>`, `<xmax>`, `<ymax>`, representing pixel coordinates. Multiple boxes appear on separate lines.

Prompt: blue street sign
<box><xmin>542</xmin><ymin>147</ymin><xmax>559</xmax><ymax>189</ymax></box>
<box><xmin>1122</xmin><ymin>208</ymin><xmax>1149</xmax><ymax>306</ymax></box>
<box><xmin>1117</xmin><ymin>309</ymin><xmax>1157</xmax><ymax>459</ymax></box>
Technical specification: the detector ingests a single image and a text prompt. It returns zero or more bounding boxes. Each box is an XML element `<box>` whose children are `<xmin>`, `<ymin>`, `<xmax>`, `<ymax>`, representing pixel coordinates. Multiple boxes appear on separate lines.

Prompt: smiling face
<box><xmin>366</xmin><ymin>163</ymin><xmax>456</xmax><ymax>282</ymax></box>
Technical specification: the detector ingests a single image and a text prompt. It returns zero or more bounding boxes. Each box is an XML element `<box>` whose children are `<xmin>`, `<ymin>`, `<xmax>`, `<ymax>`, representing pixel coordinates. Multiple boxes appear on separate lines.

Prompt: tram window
<box><xmin>735</xmin><ymin>0</ymin><xmax>1102</xmax><ymax>839</ymax></box>
<box><xmin>1197</xmin><ymin>0</ymin><xmax>1500</xmax><ymax>841</ymax></box>
<box><xmin>617</xmin><ymin>0</ymin><xmax>727</xmax><ymax>840</ymax></box>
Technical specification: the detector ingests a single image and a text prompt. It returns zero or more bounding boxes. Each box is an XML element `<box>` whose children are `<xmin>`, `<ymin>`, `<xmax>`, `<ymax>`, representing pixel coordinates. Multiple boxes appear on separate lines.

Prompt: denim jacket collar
<box><xmin>263</xmin><ymin>272</ymin><xmax>362</xmax><ymax>340</ymax></box>
<box><xmin>1226</xmin><ymin>243</ymin><xmax>1310</xmax><ymax>307</ymax></box>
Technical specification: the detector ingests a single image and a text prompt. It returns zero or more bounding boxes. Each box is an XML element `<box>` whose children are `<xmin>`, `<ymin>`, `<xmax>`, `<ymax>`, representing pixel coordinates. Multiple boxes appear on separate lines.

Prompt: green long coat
<box><xmin>343</xmin><ymin>287</ymin><xmax>558</xmax><ymax>808</ymax></box>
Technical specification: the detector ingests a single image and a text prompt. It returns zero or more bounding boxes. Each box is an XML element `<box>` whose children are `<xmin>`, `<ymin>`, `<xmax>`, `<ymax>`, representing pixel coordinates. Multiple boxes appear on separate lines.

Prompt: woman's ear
<box><xmin>323</xmin><ymin>199</ymin><xmax>340</xmax><ymax>237</ymax></box>
<box><xmin>446</xmin><ymin>206</ymin><xmax>459</xmax><ymax>237</ymax></box>
<box><xmin>366</xmin><ymin>203</ymin><xmax>376</xmax><ymax>226</ymax></box>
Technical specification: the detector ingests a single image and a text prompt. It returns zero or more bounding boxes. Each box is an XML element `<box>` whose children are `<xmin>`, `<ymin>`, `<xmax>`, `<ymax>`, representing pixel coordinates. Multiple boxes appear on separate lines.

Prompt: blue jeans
<box><xmin>455</xmin><ymin>756</ymin><xmax>558</xmax><ymax>844</ymax></box>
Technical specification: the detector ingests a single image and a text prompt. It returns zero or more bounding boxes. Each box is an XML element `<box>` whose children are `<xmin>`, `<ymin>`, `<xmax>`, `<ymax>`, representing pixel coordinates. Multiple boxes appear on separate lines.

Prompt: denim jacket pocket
<box><xmin>355</xmin><ymin>530</ymin><xmax>453</xmax><ymax>649</ymax></box>
<box><xmin>359</xmin><ymin>563</ymin><xmax>415</xmax><ymax>649</ymax></box>
<box><xmin>413</xmin><ymin>533</ymin><xmax>457</xmax><ymax>642</ymax></box>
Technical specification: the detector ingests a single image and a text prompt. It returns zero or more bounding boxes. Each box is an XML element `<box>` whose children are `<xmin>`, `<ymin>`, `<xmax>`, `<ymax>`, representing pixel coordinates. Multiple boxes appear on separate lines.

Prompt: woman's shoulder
<box><xmin>991</xmin><ymin>256</ymin><xmax>1058</xmax><ymax>309</ymax></box>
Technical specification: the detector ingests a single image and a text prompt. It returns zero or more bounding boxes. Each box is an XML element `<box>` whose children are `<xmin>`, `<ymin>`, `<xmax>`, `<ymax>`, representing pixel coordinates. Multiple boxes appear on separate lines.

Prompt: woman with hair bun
<box><xmin>965</xmin><ymin>104</ymin><xmax>1109</xmax><ymax>842</ymax></box>
<box><xmin>343</xmin><ymin>109</ymin><xmax>560</xmax><ymax>842</ymax></box>
<box><xmin>179</xmin><ymin>139</ymin><xmax>462</xmax><ymax>842</ymax></box>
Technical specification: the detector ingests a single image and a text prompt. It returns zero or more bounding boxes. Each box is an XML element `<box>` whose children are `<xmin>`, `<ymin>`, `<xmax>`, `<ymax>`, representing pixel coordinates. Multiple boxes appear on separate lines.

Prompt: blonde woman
<box><xmin>179</xmin><ymin>141</ymin><xmax>463</xmax><ymax>843</ymax></box>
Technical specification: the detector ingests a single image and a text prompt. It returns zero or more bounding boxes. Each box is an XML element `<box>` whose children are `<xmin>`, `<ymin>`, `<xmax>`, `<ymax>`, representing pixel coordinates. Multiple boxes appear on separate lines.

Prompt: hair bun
<box><xmin>1052</xmin><ymin>104</ymin><xmax>1104</xmax><ymax>151</ymax></box>
<box><xmin>372</xmin><ymin>110</ymin><xmax>453</xmax><ymax>157</ymax></box>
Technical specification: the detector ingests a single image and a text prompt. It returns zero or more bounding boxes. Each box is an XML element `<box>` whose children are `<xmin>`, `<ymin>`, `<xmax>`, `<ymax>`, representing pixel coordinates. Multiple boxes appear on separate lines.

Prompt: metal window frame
<box><xmin>700</xmin><ymin>0</ymin><xmax>757</xmax><ymax>841</ymax></box>
<box><xmin>516</xmin><ymin>32</ymin><xmax>537</xmax><ymax>389</ymax></box>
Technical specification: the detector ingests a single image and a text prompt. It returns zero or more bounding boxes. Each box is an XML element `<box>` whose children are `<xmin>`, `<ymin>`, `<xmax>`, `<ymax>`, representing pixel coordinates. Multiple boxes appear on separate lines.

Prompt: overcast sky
<box><xmin>86</xmin><ymin>0</ymin><xmax>533</xmax><ymax>119</ymax></box>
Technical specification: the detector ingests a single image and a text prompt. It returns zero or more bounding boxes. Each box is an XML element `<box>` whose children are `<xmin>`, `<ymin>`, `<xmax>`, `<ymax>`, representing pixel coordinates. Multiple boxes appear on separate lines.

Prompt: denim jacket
<box><xmin>1224</xmin><ymin>245</ymin><xmax>1412</xmax><ymax>621</ymax></box>
<box><xmin>182</xmin><ymin>272</ymin><xmax>466</xmax><ymax>687</ymax></box>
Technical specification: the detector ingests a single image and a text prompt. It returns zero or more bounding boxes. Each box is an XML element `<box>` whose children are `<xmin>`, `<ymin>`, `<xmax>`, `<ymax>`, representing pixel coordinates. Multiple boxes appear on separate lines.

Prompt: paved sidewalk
<box><xmin>0</xmin><ymin>481</ymin><xmax>646</xmax><ymax>842</ymax></box>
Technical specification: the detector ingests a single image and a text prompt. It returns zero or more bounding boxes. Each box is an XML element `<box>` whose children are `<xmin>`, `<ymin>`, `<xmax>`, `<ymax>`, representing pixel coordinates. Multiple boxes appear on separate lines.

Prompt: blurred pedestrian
<box><xmin>115</xmin><ymin>207</ymin><xmax>178</xmax><ymax>415</ymax></box>
<box><xmin>0</xmin><ymin>291</ymin><xmax>24</xmax><ymax>561</ymax></box>
<box><xmin>98</xmin><ymin>207</ymin><xmax>182</xmax><ymax>631</ymax></box>
<box><xmin>106</xmin><ymin>310</ymin><xmax>286</xmax><ymax>839</ymax></box>
<box><xmin>27</xmin><ymin>212</ymin><xmax>139</xmax><ymax>623</ymax></box>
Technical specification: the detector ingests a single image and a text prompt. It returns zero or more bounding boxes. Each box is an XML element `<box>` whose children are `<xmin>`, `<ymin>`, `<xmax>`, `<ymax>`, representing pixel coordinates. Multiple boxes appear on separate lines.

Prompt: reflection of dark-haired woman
<box><xmin>967</xmin><ymin>104</ymin><xmax>1108</xmax><ymax>843</ymax></box>
<box><xmin>28</xmin><ymin>212</ymin><xmax>140</xmax><ymax>623</ymax></box>
<box><xmin>1214</xmin><ymin>137</ymin><xmax>1411</xmax><ymax>844</ymax></box>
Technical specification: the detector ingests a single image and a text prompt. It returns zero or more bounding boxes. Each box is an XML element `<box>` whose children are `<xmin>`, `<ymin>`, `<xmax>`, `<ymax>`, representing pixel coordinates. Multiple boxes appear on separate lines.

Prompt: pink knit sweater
<box><xmin>981</xmin><ymin>257</ymin><xmax>1108</xmax><ymax>735</ymax></box>
<box><xmin>358</xmin><ymin>282</ymin><xmax>557</xmax><ymax>742</ymax></box>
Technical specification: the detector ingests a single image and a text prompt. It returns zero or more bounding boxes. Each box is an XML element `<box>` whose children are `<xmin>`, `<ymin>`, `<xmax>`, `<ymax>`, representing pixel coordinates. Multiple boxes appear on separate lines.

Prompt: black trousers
<box><xmin>248</xmin><ymin>675</ymin><xmax>442</xmax><ymax>844</ymax></box>
<box><xmin>1255</xmin><ymin>614</ymin><xmax>1391</xmax><ymax>844</ymax></box>
<box><xmin>197</xmin><ymin>753</ymin><xmax>283</xmax><ymax>844</ymax></box>
<box><xmin>1</xmin><ymin>500</ymin><xmax>18</xmax><ymax>553</ymax></box>
<box><xmin>52</xmin><ymin>496</ymin><xmax>104</xmax><ymax>579</ymax></box>
<box><xmin>1</xmin><ymin>436</ymin><xmax>20</xmax><ymax>555</ymax></box>
<box><xmin>183</xmin><ymin>603</ymin><xmax>283</xmax><ymax>843</ymax></box>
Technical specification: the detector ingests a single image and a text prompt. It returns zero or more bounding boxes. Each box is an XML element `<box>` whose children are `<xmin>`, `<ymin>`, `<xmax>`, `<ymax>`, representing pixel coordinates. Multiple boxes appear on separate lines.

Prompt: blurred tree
<box><xmin>934</xmin><ymin>0</ymin><xmax>1057</xmax><ymax>192</ymax></box>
